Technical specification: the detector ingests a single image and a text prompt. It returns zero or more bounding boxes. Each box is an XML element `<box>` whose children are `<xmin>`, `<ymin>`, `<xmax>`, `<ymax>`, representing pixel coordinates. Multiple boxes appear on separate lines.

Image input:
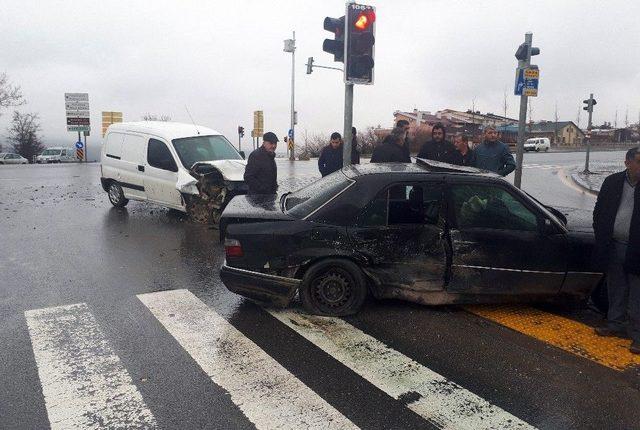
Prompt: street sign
<box><xmin>75</xmin><ymin>141</ymin><xmax>84</xmax><ymax>149</ymax></box>
<box><xmin>514</xmin><ymin>66</ymin><xmax>539</xmax><ymax>97</ymax></box>
<box><xmin>253</xmin><ymin>111</ymin><xmax>264</xmax><ymax>136</ymax></box>
<box><xmin>76</xmin><ymin>148</ymin><xmax>84</xmax><ymax>160</ymax></box>
<box><xmin>514</xmin><ymin>67</ymin><xmax>525</xmax><ymax>96</ymax></box>
<box><xmin>65</xmin><ymin>92</ymin><xmax>90</xmax><ymax>132</ymax></box>
<box><xmin>288</xmin><ymin>128</ymin><xmax>294</xmax><ymax>139</ymax></box>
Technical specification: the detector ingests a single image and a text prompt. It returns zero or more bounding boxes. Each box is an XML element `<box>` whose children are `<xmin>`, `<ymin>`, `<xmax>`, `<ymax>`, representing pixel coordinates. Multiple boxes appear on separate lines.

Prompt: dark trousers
<box><xmin>606</xmin><ymin>241</ymin><xmax>640</xmax><ymax>342</ymax></box>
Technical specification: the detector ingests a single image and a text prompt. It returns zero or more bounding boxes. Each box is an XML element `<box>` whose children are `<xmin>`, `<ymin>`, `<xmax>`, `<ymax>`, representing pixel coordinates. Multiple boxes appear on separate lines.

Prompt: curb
<box><xmin>558</xmin><ymin>168</ymin><xmax>599</xmax><ymax>197</ymax></box>
<box><xmin>568</xmin><ymin>171</ymin><xmax>600</xmax><ymax>196</ymax></box>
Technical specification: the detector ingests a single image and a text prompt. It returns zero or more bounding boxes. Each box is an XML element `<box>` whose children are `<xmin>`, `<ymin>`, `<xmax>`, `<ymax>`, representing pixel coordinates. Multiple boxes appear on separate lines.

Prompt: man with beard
<box><xmin>318</xmin><ymin>132</ymin><xmax>344</xmax><ymax>177</ymax></box>
<box><xmin>417</xmin><ymin>123</ymin><xmax>459</xmax><ymax>164</ymax></box>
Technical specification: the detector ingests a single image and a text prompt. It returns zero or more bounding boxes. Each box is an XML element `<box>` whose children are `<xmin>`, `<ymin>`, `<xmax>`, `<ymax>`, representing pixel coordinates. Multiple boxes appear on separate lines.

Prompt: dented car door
<box><xmin>349</xmin><ymin>182</ymin><xmax>448</xmax><ymax>292</ymax></box>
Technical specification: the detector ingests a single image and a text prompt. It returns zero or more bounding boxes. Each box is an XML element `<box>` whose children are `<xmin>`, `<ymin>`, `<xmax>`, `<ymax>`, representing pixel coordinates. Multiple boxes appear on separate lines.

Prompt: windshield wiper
<box><xmin>280</xmin><ymin>192</ymin><xmax>291</xmax><ymax>212</ymax></box>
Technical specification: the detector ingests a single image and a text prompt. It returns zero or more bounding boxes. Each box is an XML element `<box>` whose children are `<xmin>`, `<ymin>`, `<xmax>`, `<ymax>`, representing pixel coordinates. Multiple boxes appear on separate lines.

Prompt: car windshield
<box><xmin>42</xmin><ymin>149</ymin><xmax>61</xmax><ymax>156</ymax></box>
<box><xmin>172</xmin><ymin>135</ymin><xmax>242</xmax><ymax>168</ymax></box>
<box><xmin>284</xmin><ymin>172</ymin><xmax>353</xmax><ymax>218</ymax></box>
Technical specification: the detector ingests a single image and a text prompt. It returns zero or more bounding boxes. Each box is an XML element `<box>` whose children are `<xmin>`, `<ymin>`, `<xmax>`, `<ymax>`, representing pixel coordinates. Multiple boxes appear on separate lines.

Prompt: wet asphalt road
<box><xmin>1</xmin><ymin>151</ymin><xmax>639</xmax><ymax>430</ymax></box>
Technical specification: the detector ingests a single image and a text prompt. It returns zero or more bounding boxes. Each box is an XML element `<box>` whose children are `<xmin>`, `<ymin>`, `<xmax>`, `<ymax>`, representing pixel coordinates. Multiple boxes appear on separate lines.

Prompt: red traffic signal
<box><xmin>346</xmin><ymin>4</ymin><xmax>376</xmax><ymax>85</ymax></box>
<box><xmin>353</xmin><ymin>10</ymin><xmax>375</xmax><ymax>31</ymax></box>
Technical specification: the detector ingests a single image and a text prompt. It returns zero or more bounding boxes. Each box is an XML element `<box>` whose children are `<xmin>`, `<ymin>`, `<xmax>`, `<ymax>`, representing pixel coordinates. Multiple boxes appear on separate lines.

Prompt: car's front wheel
<box><xmin>108</xmin><ymin>182</ymin><xmax>129</xmax><ymax>208</ymax></box>
<box><xmin>300</xmin><ymin>259</ymin><xmax>367</xmax><ymax>316</ymax></box>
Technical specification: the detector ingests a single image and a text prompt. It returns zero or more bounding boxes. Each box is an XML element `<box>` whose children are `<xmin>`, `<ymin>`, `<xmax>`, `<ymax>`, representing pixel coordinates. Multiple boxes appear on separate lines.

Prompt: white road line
<box><xmin>25</xmin><ymin>303</ymin><xmax>157</xmax><ymax>430</ymax></box>
<box><xmin>270</xmin><ymin>310</ymin><xmax>535</xmax><ymax>430</ymax></box>
<box><xmin>138</xmin><ymin>289</ymin><xmax>358</xmax><ymax>430</ymax></box>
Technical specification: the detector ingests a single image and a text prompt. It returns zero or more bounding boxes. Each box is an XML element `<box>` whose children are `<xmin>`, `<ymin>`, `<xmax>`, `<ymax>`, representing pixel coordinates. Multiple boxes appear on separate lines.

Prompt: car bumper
<box><xmin>220</xmin><ymin>264</ymin><xmax>300</xmax><ymax>307</ymax></box>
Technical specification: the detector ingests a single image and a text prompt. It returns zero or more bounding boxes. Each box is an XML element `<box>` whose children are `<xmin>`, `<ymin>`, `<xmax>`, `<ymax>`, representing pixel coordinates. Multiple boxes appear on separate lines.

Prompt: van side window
<box><xmin>147</xmin><ymin>139</ymin><xmax>178</xmax><ymax>172</ymax></box>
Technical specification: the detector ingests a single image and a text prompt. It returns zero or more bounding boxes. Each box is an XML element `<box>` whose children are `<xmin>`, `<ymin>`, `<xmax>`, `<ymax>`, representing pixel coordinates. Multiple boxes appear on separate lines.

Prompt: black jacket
<box><xmin>370</xmin><ymin>142</ymin><xmax>411</xmax><ymax>163</ymax></box>
<box><xmin>592</xmin><ymin>170</ymin><xmax>640</xmax><ymax>274</ymax></box>
<box><xmin>318</xmin><ymin>145</ymin><xmax>343</xmax><ymax>176</ymax></box>
<box><xmin>351</xmin><ymin>138</ymin><xmax>361</xmax><ymax>165</ymax></box>
<box><xmin>459</xmin><ymin>149</ymin><xmax>476</xmax><ymax>167</ymax></box>
<box><xmin>417</xmin><ymin>140</ymin><xmax>460</xmax><ymax>165</ymax></box>
<box><xmin>244</xmin><ymin>146</ymin><xmax>278</xmax><ymax>195</ymax></box>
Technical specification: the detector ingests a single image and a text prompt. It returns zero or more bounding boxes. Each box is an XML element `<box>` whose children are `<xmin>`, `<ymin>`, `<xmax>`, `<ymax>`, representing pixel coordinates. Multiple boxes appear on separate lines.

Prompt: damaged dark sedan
<box><xmin>219</xmin><ymin>160</ymin><xmax>604</xmax><ymax>316</ymax></box>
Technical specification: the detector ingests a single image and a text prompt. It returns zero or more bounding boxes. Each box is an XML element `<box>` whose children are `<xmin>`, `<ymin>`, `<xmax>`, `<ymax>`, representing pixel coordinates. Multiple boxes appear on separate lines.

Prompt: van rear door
<box><xmin>143</xmin><ymin>138</ymin><xmax>183</xmax><ymax>209</ymax></box>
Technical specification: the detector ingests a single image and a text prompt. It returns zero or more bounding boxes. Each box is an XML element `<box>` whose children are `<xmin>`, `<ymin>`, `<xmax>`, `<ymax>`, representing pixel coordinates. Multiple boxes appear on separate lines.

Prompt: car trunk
<box><xmin>219</xmin><ymin>194</ymin><xmax>293</xmax><ymax>241</ymax></box>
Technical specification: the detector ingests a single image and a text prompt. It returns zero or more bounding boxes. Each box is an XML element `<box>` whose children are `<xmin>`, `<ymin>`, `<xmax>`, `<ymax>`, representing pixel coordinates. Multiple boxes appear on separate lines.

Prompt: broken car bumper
<box><xmin>220</xmin><ymin>264</ymin><xmax>300</xmax><ymax>307</ymax></box>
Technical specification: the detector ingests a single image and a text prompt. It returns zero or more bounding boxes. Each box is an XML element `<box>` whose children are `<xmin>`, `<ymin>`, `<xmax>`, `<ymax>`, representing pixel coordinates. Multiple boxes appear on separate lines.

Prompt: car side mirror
<box><xmin>239</xmin><ymin>151</ymin><xmax>246</xmax><ymax>159</ymax></box>
<box><xmin>540</xmin><ymin>218</ymin><xmax>557</xmax><ymax>235</ymax></box>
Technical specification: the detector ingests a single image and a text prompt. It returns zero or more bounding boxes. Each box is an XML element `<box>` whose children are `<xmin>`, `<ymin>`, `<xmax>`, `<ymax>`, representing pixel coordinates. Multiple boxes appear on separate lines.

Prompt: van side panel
<box><xmin>102</xmin><ymin>132</ymin><xmax>146</xmax><ymax>201</ymax></box>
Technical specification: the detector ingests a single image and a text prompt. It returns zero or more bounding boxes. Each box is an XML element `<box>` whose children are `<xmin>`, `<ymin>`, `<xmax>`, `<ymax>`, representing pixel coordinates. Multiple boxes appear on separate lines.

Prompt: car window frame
<box><xmin>147</xmin><ymin>138</ymin><xmax>178</xmax><ymax>172</ymax></box>
<box><xmin>445</xmin><ymin>179</ymin><xmax>548</xmax><ymax>233</ymax></box>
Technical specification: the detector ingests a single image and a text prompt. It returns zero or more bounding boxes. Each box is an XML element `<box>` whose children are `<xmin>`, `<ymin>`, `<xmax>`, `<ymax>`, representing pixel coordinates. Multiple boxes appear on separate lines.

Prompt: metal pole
<box><xmin>343</xmin><ymin>83</ymin><xmax>354</xmax><ymax>167</ymax></box>
<box><xmin>77</xmin><ymin>131</ymin><xmax>81</xmax><ymax>162</ymax></box>
<box><xmin>238</xmin><ymin>131</ymin><xmax>241</xmax><ymax>152</ymax></box>
<box><xmin>290</xmin><ymin>31</ymin><xmax>296</xmax><ymax>161</ymax></box>
<box><xmin>83</xmin><ymin>132</ymin><xmax>87</xmax><ymax>162</ymax></box>
<box><xmin>584</xmin><ymin>93</ymin><xmax>594</xmax><ymax>173</ymax></box>
<box><xmin>514</xmin><ymin>32</ymin><xmax>532</xmax><ymax>189</ymax></box>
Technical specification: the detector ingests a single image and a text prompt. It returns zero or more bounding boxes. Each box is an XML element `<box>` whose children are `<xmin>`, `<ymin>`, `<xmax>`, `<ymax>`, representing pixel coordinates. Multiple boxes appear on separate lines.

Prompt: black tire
<box><xmin>299</xmin><ymin>259</ymin><xmax>368</xmax><ymax>316</ymax></box>
<box><xmin>107</xmin><ymin>182</ymin><xmax>129</xmax><ymax>208</ymax></box>
<box><xmin>536</xmin><ymin>147</ymin><xmax>540</xmax><ymax>152</ymax></box>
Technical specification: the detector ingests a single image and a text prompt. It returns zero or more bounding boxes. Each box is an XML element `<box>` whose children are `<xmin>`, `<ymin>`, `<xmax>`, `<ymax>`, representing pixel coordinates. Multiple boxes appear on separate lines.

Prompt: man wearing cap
<box><xmin>244</xmin><ymin>132</ymin><xmax>279</xmax><ymax>195</ymax></box>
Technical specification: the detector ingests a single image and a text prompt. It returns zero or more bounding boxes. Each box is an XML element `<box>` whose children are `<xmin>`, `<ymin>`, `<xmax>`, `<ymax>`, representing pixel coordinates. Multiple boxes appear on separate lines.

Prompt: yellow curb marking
<box><xmin>465</xmin><ymin>305</ymin><xmax>640</xmax><ymax>371</ymax></box>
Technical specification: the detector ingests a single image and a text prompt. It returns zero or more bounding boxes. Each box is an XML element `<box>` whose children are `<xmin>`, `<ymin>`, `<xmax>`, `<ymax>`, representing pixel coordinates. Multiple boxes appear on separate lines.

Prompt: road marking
<box><xmin>138</xmin><ymin>289</ymin><xmax>358</xmax><ymax>430</ymax></box>
<box><xmin>466</xmin><ymin>305</ymin><xmax>640</xmax><ymax>371</ymax></box>
<box><xmin>25</xmin><ymin>303</ymin><xmax>157</xmax><ymax>430</ymax></box>
<box><xmin>270</xmin><ymin>309</ymin><xmax>534</xmax><ymax>430</ymax></box>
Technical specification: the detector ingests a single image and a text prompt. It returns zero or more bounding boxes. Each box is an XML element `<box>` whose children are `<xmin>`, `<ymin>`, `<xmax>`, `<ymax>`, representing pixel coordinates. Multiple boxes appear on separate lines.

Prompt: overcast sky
<box><xmin>1</xmin><ymin>0</ymin><xmax>639</xmax><ymax>154</ymax></box>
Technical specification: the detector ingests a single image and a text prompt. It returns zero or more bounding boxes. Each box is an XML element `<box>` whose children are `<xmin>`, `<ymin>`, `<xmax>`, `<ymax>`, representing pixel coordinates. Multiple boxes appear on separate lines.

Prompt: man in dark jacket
<box><xmin>243</xmin><ymin>132</ymin><xmax>278</xmax><ymax>195</ymax></box>
<box><xmin>417</xmin><ymin>123</ymin><xmax>459</xmax><ymax>164</ymax></box>
<box><xmin>593</xmin><ymin>147</ymin><xmax>640</xmax><ymax>353</ymax></box>
<box><xmin>474</xmin><ymin>125</ymin><xmax>515</xmax><ymax>176</ymax></box>
<box><xmin>396</xmin><ymin>119</ymin><xmax>411</xmax><ymax>160</ymax></box>
<box><xmin>370</xmin><ymin>131</ymin><xmax>411</xmax><ymax>163</ymax></box>
<box><xmin>351</xmin><ymin>127</ymin><xmax>360</xmax><ymax>165</ymax></box>
<box><xmin>453</xmin><ymin>134</ymin><xmax>476</xmax><ymax>166</ymax></box>
<box><xmin>318</xmin><ymin>132</ymin><xmax>344</xmax><ymax>176</ymax></box>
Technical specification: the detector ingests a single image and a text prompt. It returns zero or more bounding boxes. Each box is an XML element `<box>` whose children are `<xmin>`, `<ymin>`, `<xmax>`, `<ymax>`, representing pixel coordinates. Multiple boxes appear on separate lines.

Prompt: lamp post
<box><xmin>284</xmin><ymin>32</ymin><xmax>296</xmax><ymax>161</ymax></box>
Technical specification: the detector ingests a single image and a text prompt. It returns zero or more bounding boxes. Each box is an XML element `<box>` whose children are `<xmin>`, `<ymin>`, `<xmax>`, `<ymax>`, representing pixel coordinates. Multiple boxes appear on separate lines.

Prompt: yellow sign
<box><xmin>524</xmin><ymin>68</ymin><xmax>539</xmax><ymax>79</ymax></box>
<box><xmin>253</xmin><ymin>111</ymin><xmax>264</xmax><ymax>136</ymax></box>
<box><xmin>102</xmin><ymin>111</ymin><xmax>123</xmax><ymax>137</ymax></box>
<box><xmin>524</xmin><ymin>88</ymin><xmax>538</xmax><ymax>97</ymax></box>
<box><xmin>288</xmin><ymin>139</ymin><xmax>294</xmax><ymax>151</ymax></box>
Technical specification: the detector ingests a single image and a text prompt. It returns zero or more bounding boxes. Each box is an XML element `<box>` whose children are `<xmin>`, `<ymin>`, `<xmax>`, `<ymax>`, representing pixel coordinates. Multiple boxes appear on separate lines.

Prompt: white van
<box><xmin>36</xmin><ymin>147</ymin><xmax>77</xmax><ymax>163</ymax></box>
<box><xmin>100</xmin><ymin>121</ymin><xmax>247</xmax><ymax>222</ymax></box>
<box><xmin>524</xmin><ymin>137</ymin><xmax>550</xmax><ymax>152</ymax></box>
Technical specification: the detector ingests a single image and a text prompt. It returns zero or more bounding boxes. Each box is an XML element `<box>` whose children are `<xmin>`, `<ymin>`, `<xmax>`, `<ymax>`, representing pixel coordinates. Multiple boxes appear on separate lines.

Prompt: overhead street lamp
<box><xmin>283</xmin><ymin>32</ymin><xmax>296</xmax><ymax>161</ymax></box>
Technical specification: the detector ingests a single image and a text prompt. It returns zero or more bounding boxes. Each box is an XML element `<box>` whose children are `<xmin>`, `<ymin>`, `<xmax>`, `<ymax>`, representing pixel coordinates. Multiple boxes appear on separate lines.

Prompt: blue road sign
<box><xmin>514</xmin><ymin>67</ymin><xmax>525</xmax><ymax>96</ymax></box>
<box><xmin>75</xmin><ymin>141</ymin><xmax>84</xmax><ymax>149</ymax></box>
<box><xmin>514</xmin><ymin>66</ymin><xmax>540</xmax><ymax>97</ymax></box>
<box><xmin>288</xmin><ymin>128</ymin><xmax>294</xmax><ymax>139</ymax></box>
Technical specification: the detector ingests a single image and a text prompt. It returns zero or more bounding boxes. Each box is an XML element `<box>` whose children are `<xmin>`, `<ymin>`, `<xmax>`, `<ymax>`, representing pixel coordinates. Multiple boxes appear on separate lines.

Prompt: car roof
<box><xmin>343</xmin><ymin>158</ymin><xmax>500</xmax><ymax>179</ymax></box>
<box><xmin>106</xmin><ymin>121</ymin><xmax>222</xmax><ymax>141</ymax></box>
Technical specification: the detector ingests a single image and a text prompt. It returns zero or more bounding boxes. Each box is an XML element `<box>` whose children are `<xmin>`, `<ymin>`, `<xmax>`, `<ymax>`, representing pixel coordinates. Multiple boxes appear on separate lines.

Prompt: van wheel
<box><xmin>108</xmin><ymin>182</ymin><xmax>129</xmax><ymax>207</ymax></box>
<box><xmin>300</xmin><ymin>259</ymin><xmax>367</xmax><ymax>316</ymax></box>
<box><xmin>536</xmin><ymin>147</ymin><xmax>540</xmax><ymax>152</ymax></box>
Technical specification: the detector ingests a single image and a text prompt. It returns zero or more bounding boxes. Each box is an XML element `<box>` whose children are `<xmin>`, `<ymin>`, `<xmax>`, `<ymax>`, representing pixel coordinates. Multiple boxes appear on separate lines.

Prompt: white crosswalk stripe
<box><xmin>269</xmin><ymin>309</ymin><xmax>535</xmax><ymax>430</ymax></box>
<box><xmin>25</xmin><ymin>303</ymin><xmax>157</xmax><ymax>430</ymax></box>
<box><xmin>137</xmin><ymin>289</ymin><xmax>358</xmax><ymax>430</ymax></box>
<box><xmin>523</xmin><ymin>163</ymin><xmax>564</xmax><ymax>170</ymax></box>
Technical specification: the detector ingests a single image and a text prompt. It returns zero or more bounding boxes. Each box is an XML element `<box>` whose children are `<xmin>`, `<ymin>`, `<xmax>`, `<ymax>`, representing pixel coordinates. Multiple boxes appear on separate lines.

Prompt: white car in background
<box><xmin>100</xmin><ymin>121</ymin><xmax>248</xmax><ymax>223</ymax></box>
<box><xmin>36</xmin><ymin>147</ymin><xmax>76</xmax><ymax>163</ymax></box>
<box><xmin>0</xmin><ymin>153</ymin><xmax>28</xmax><ymax>164</ymax></box>
<box><xmin>524</xmin><ymin>137</ymin><xmax>551</xmax><ymax>152</ymax></box>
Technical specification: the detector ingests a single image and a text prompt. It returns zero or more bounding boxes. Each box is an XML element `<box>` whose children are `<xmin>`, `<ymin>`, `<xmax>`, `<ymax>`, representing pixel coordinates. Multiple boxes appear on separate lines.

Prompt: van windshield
<box><xmin>172</xmin><ymin>135</ymin><xmax>242</xmax><ymax>168</ymax></box>
<box><xmin>42</xmin><ymin>149</ymin><xmax>62</xmax><ymax>156</ymax></box>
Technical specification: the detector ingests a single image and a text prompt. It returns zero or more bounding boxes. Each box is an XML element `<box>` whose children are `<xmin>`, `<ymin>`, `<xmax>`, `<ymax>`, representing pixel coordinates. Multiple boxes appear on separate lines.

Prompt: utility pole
<box><xmin>514</xmin><ymin>32</ymin><xmax>533</xmax><ymax>189</ymax></box>
<box><xmin>283</xmin><ymin>32</ymin><xmax>296</xmax><ymax>161</ymax></box>
<box><xmin>554</xmin><ymin>102</ymin><xmax>559</xmax><ymax>145</ymax></box>
<box><xmin>343</xmin><ymin>84</ymin><xmax>354</xmax><ymax>166</ymax></box>
<box><xmin>583</xmin><ymin>93</ymin><xmax>596</xmax><ymax>173</ymax></box>
<box><xmin>503</xmin><ymin>88</ymin><xmax>508</xmax><ymax>119</ymax></box>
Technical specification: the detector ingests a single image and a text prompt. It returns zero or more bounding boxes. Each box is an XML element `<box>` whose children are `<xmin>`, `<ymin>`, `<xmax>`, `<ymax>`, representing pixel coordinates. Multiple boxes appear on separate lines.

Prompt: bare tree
<box><xmin>142</xmin><ymin>114</ymin><xmax>171</xmax><ymax>121</ymax></box>
<box><xmin>554</xmin><ymin>101</ymin><xmax>559</xmax><ymax>144</ymax></box>
<box><xmin>7</xmin><ymin>111</ymin><xmax>44</xmax><ymax>162</ymax></box>
<box><xmin>503</xmin><ymin>88</ymin><xmax>508</xmax><ymax>119</ymax></box>
<box><xmin>0</xmin><ymin>73</ymin><xmax>25</xmax><ymax>117</ymax></box>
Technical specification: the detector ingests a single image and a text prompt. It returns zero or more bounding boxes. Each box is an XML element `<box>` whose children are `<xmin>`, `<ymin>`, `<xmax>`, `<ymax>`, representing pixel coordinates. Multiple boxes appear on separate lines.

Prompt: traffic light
<box><xmin>515</xmin><ymin>43</ymin><xmax>540</xmax><ymax>61</ymax></box>
<box><xmin>323</xmin><ymin>16</ymin><xmax>345</xmax><ymax>62</ymax></box>
<box><xmin>238</xmin><ymin>126</ymin><xmax>244</xmax><ymax>137</ymax></box>
<box><xmin>345</xmin><ymin>4</ymin><xmax>376</xmax><ymax>84</ymax></box>
<box><xmin>583</xmin><ymin>98</ymin><xmax>597</xmax><ymax>112</ymax></box>
<box><xmin>306</xmin><ymin>57</ymin><xmax>314</xmax><ymax>74</ymax></box>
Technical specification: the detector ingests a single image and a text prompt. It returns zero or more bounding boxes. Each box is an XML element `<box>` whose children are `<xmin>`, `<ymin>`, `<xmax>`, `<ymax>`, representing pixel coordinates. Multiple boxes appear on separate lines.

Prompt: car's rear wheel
<box><xmin>108</xmin><ymin>182</ymin><xmax>129</xmax><ymax>208</ymax></box>
<box><xmin>300</xmin><ymin>259</ymin><xmax>367</xmax><ymax>316</ymax></box>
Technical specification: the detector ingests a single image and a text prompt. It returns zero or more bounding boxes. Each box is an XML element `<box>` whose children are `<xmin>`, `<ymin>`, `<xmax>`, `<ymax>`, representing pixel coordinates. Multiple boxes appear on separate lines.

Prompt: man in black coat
<box><xmin>417</xmin><ymin>123</ymin><xmax>459</xmax><ymax>164</ymax></box>
<box><xmin>318</xmin><ymin>132</ymin><xmax>344</xmax><ymax>177</ymax></box>
<box><xmin>243</xmin><ymin>132</ymin><xmax>279</xmax><ymax>195</ymax></box>
<box><xmin>593</xmin><ymin>147</ymin><xmax>640</xmax><ymax>354</ymax></box>
<box><xmin>351</xmin><ymin>127</ymin><xmax>360</xmax><ymax>165</ymax></box>
<box><xmin>396</xmin><ymin>119</ymin><xmax>411</xmax><ymax>160</ymax></box>
<box><xmin>370</xmin><ymin>131</ymin><xmax>411</xmax><ymax>163</ymax></box>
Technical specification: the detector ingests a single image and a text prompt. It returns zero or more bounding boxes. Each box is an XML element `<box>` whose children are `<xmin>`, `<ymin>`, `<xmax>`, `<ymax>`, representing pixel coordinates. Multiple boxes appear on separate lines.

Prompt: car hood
<box><xmin>556</xmin><ymin>206</ymin><xmax>593</xmax><ymax>233</ymax></box>
<box><xmin>192</xmin><ymin>159</ymin><xmax>247</xmax><ymax>181</ymax></box>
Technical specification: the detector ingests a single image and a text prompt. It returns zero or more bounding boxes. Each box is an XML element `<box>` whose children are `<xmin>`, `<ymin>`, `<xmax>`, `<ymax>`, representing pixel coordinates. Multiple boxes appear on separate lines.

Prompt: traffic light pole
<box><xmin>584</xmin><ymin>93</ymin><xmax>594</xmax><ymax>174</ymax></box>
<box><xmin>514</xmin><ymin>32</ymin><xmax>532</xmax><ymax>189</ymax></box>
<box><xmin>343</xmin><ymin>83</ymin><xmax>353</xmax><ymax>167</ymax></box>
<box><xmin>290</xmin><ymin>31</ymin><xmax>296</xmax><ymax>161</ymax></box>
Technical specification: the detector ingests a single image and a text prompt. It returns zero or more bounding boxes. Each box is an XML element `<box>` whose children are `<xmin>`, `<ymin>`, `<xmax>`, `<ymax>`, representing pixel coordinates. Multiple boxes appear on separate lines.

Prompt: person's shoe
<box><xmin>630</xmin><ymin>341</ymin><xmax>640</xmax><ymax>355</ymax></box>
<box><xmin>595</xmin><ymin>326</ymin><xmax>628</xmax><ymax>338</ymax></box>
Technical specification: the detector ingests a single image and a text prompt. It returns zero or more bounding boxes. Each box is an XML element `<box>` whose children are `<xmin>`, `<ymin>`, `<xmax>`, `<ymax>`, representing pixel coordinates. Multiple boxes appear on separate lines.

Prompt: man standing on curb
<box><xmin>244</xmin><ymin>132</ymin><xmax>279</xmax><ymax>195</ymax></box>
<box><xmin>593</xmin><ymin>147</ymin><xmax>640</xmax><ymax>354</ymax></box>
<box><xmin>474</xmin><ymin>125</ymin><xmax>515</xmax><ymax>176</ymax></box>
<box><xmin>318</xmin><ymin>132</ymin><xmax>344</xmax><ymax>177</ymax></box>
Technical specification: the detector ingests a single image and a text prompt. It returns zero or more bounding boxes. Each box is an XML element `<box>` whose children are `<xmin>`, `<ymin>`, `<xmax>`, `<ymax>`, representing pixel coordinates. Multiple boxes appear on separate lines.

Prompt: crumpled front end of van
<box><xmin>176</xmin><ymin>160</ymin><xmax>247</xmax><ymax>225</ymax></box>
